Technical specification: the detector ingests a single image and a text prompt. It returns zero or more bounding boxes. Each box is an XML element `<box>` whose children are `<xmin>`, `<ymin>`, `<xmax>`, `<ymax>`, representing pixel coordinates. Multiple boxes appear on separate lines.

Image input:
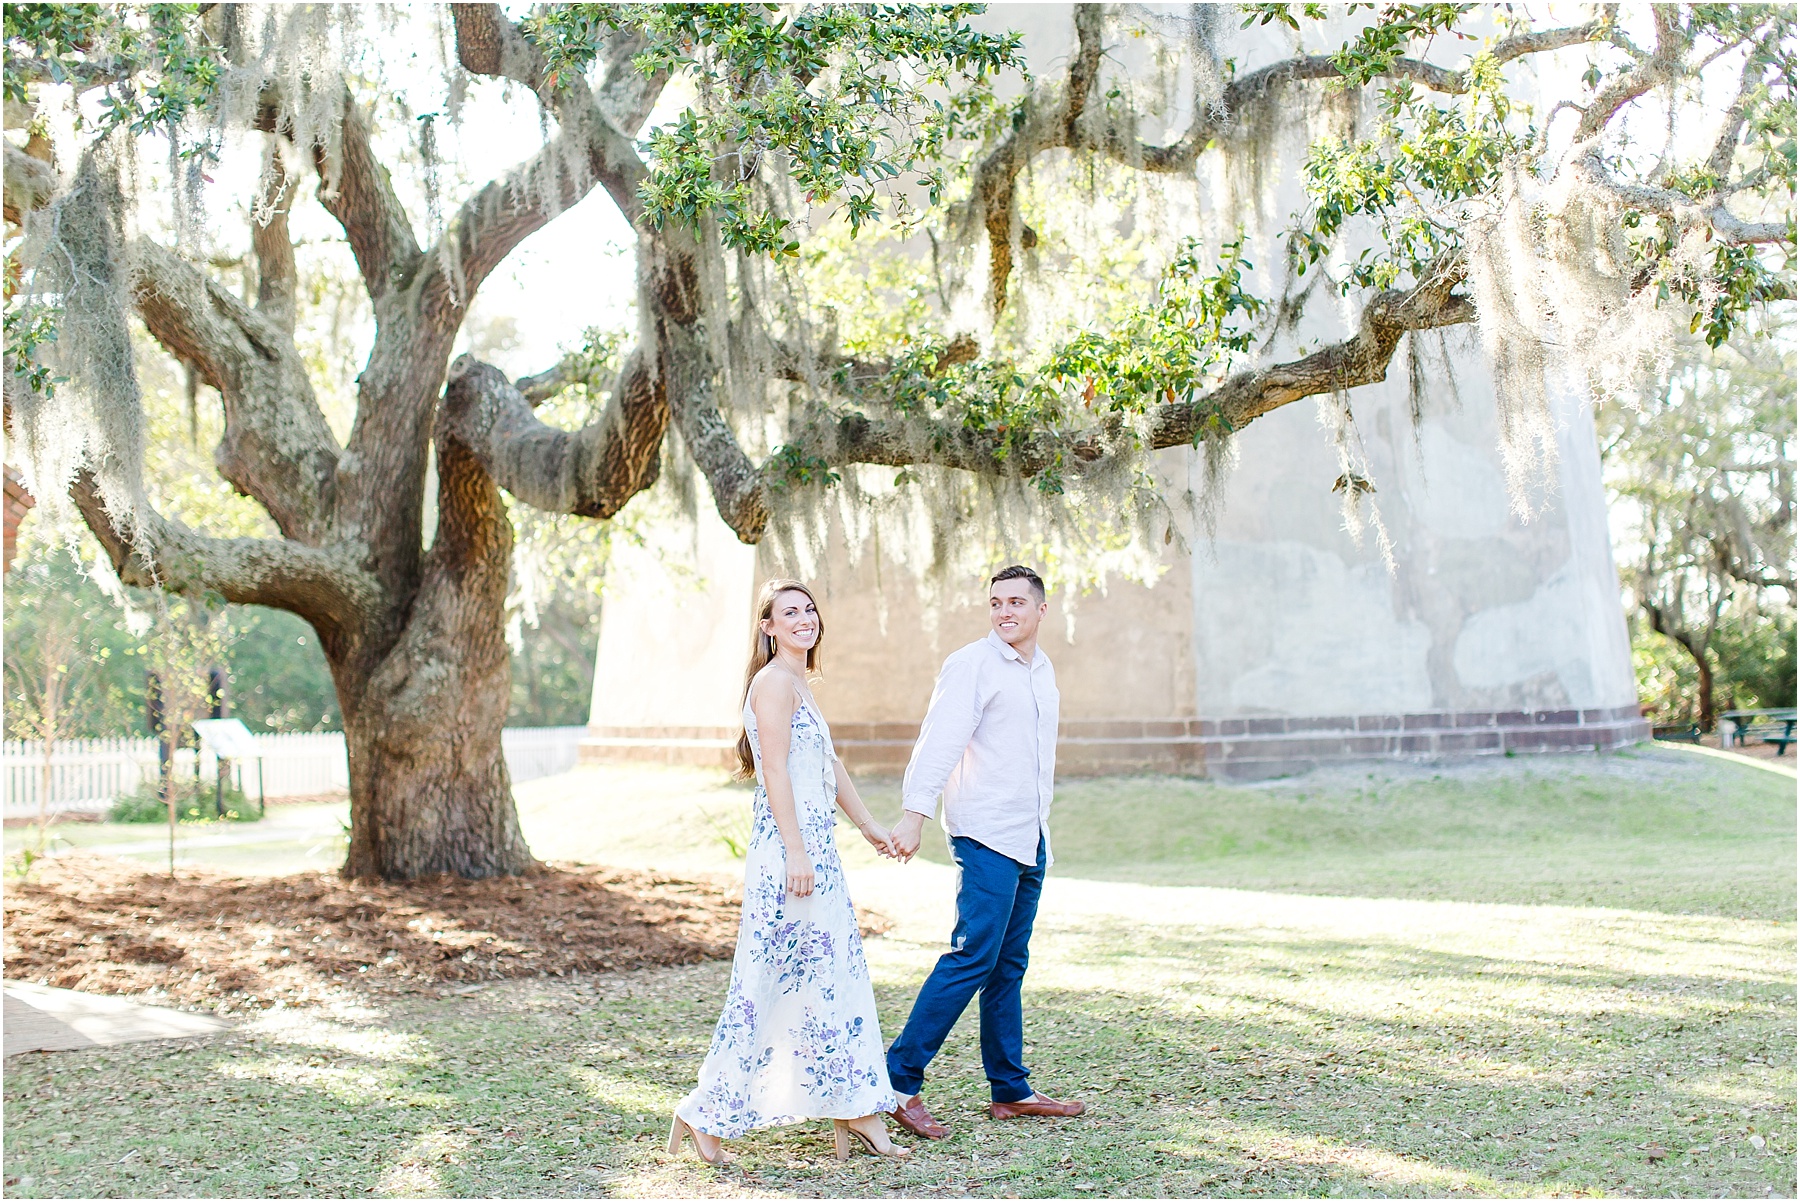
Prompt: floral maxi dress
<box><xmin>675</xmin><ymin>697</ymin><xmax>896</xmax><ymax>1138</ymax></box>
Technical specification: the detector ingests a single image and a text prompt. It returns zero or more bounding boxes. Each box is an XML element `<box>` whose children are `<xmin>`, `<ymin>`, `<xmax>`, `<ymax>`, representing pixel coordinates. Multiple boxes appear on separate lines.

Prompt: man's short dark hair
<box><xmin>989</xmin><ymin>564</ymin><xmax>1045</xmax><ymax>603</ymax></box>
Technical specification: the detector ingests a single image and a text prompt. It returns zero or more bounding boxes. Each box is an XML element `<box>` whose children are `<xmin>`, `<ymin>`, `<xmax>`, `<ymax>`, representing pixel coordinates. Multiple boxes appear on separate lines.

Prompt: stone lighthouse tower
<box><xmin>580</xmin><ymin>7</ymin><xmax>1647</xmax><ymax>779</ymax></box>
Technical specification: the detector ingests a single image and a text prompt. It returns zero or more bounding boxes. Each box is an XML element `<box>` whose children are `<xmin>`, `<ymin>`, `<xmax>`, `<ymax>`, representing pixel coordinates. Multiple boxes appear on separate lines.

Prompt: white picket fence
<box><xmin>500</xmin><ymin>725</ymin><xmax>589</xmax><ymax>782</ymax></box>
<box><xmin>2</xmin><ymin>726</ymin><xmax>588</xmax><ymax>819</ymax></box>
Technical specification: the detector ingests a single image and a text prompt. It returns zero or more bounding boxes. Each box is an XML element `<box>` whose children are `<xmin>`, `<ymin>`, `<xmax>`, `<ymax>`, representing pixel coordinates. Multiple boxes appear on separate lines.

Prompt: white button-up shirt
<box><xmin>902</xmin><ymin>631</ymin><xmax>1059</xmax><ymax>866</ymax></box>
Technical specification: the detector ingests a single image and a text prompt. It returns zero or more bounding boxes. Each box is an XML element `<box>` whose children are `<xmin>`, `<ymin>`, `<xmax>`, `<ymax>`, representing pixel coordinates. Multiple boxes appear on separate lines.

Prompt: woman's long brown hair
<box><xmin>735</xmin><ymin>579</ymin><xmax>824</xmax><ymax>779</ymax></box>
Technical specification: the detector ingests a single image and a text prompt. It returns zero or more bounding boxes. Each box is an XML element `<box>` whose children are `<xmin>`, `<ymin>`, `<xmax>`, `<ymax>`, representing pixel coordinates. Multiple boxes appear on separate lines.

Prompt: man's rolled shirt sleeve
<box><xmin>901</xmin><ymin>652</ymin><xmax>982</xmax><ymax>820</ymax></box>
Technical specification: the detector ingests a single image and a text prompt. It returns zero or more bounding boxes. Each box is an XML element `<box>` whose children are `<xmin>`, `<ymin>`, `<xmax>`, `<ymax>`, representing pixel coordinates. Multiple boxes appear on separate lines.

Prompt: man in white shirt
<box><xmin>885</xmin><ymin>566</ymin><xmax>1086</xmax><ymax>1139</ymax></box>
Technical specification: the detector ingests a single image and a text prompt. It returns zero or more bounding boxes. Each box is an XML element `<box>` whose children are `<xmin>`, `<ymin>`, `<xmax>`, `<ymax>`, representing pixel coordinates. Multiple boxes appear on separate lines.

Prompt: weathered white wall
<box><xmin>1164</xmin><ymin>4</ymin><xmax>1636</xmax><ymax>720</ymax></box>
<box><xmin>584</xmin><ymin>5</ymin><xmax>1641</xmax><ymax>759</ymax></box>
<box><xmin>785</xmin><ymin>528</ymin><xmax>1198</xmax><ymax>726</ymax></box>
<box><xmin>585</xmin><ymin>513</ymin><xmax>758</xmax><ymax>731</ymax></box>
<box><xmin>1190</xmin><ymin>342</ymin><xmax>1637</xmax><ymax>718</ymax></box>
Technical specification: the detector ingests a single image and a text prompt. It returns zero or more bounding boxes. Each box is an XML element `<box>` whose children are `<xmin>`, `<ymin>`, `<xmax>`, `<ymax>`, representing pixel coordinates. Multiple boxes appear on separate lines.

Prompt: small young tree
<box><xmin>140</xmin><ymin>595</ymin><xmax>235</xmax><ymax>874</ymax></box>
<box><xmin>4</xmin><ymin>592</ymin><xmax>81</xmax><ymax>835</ymax></box>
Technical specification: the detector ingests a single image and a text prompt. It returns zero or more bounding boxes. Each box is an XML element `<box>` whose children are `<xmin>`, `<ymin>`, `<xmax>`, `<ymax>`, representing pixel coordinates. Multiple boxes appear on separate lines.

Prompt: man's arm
<box><xmin>892</xmin><ymin>653</ymin><xmax>982</xmax><ymax>856</ymax></box>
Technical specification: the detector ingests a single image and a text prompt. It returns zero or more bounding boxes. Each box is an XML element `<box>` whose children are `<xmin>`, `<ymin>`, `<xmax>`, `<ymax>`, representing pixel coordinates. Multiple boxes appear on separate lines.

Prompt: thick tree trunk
<box><xmin>1645</xmin><ymin>604</ymin><xmax>1719</xmax><ymax>734</ymax></box>
<box><xmin>1691</xmin><ymin>646</ymin><xmax>1717</xmax><ymax>733</ymax></box>
<box><xmin>340</xmin><ymin>435</ymin><xmax>534</xmax><ymax>880</ymax></box>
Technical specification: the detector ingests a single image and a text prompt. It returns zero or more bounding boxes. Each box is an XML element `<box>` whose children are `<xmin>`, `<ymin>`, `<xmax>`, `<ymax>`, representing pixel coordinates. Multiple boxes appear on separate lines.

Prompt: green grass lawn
<box><xmin>986</xmin><ymin>745</ymin><xmax>1797</xmax><ymax>918</ymax></box>
<box><xmin>4</xmin><ymin>746</ymin><xmax>1793</xmax><ymax>1198</ymax></box>
<box><xmin>5</xmin><ymin>799</ymin><xmax>350</xmax><ymax>877</ymax></box>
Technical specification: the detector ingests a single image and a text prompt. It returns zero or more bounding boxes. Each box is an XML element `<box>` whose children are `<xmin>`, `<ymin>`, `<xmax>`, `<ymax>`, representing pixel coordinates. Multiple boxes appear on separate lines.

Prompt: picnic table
<box><xmin>1719</xmin><ymin>709</ymin><xmax>1798</xmax><ymax>755</ymax></box>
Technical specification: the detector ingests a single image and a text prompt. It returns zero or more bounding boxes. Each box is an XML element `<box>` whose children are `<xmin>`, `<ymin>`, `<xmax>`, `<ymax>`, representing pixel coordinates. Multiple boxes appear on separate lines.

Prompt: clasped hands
<box><xmin>786</xmin><ymin>812</ymin><xmax>923</xmax><ymax>896</ymax></box>
<box><xmin>858</xmin><ymin>810</ymin><xmax>924</xmax><ymax>863</ymax></box>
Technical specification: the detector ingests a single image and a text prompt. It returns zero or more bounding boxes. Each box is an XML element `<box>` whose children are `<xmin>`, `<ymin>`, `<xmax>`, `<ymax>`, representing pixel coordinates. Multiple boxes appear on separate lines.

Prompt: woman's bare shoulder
<box><xmin>747</xmin><ymin>665</ymin><xmax>801</xmax><ymax>711</ymax></box>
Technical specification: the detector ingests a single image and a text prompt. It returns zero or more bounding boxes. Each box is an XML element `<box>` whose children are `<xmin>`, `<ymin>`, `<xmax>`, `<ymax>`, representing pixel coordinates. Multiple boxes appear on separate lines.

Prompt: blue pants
<box><xmin>886</xmin><ymin>834</ymin><xmax>1046</xmax><ymax>1104</ymax></box>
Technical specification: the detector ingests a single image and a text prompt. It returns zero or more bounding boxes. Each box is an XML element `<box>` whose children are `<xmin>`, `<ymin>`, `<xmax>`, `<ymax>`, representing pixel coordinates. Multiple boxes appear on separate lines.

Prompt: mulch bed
<box><xmin>4</xmin><ymin>854</ymin><xmax>888</xmax><ymax>1012</ymax></box>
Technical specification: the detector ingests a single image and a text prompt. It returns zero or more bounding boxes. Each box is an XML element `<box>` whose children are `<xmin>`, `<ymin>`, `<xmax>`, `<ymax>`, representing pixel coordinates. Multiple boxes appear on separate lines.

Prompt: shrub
<box><xmin>109</xmin><ymin>776</ymin><xmax>263</xmax><ymax>824</ymax></box>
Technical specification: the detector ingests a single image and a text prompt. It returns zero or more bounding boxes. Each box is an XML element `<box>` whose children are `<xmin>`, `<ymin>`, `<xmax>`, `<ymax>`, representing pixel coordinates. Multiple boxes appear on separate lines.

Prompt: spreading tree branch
<box><xmin>589</xmin><ymin>18</ymin><xmax>667</xmax><ymax>136</ymax></box>
<box><xmin>514</xmin><ymin>363</ymin><xmax>572</xmax><ymax>405</ymax></box>
<box><xmin>452</xmin><ymin>2</ymin><xmax>665</xmax><ymax>132</ymax></box>
<box><xmin>429</xmin><ymin>97</ymin><xmax>648</xmax><ymax>309</ymax></box>
<box><xmin>307</xmin><ymin>93</ymin><xmax>424</xmax><ymax>302</ymax></box>
<box><xmin>1487</xmin><ymin>17</ymin><xmax>1618</xmax><ymax>72</ymax></box>
<box><xmin>657</xmin><ymin>312</ymin><xmax>768</xmax><ymax>542</ymax></box>
<box><xmin>250</xmin><ymin>147</ymin><xmax>298</xmax><ymax>335</ymax></box>
<box><xmin>1705</xmin><ymin>46</ymin><xmax>1765</xmax><ymax>181</ymax></box>
<box><xmin>1575</xmin><ymin>8</ymin><xmax>1685</xmax><ymax>141</ymax></box>
<box><xmin>1152</xmin><ymin>265</ymin><xmax>1477</xmax><ymax>440</ymax></box>
<box><xmin>967</xmin><ymin>3</ymin><xmax>1107</xmax><ymax>317</ymax></box>
<box><xmin>970</xmin><ymin>8</ymin><xmax>1610</xmax><ymax>316</ymax></box>
<box><xmin>1207</xmin><ymin>16</ymin><xmax>1610</xmax><ymax>117</ymax></box>
<box><xmin>4</xmin><ymin>55</ymin><xmax>124</xmax><ymax>96</ymax></box>
<box><xmin>132</xmin><ymin>239</ymin><xmax>341</xmax><ymax>543</ymax></box>
<box><xmin>799</xmin><ymin>259</ymin><xmax>1477</xmax><ymax>477</ymax></box>
<box><xmin>1555</xmin><ymin>19</ymin><xmax>1796</xmax><ymax>247</ymax></box>
<box><xmin>29</xmin><ymin>152</ymin><xmax>355</xmax><ymax>626</ymax></box>
<box><xmin>1064</xmin><ymin>3</ymin><xmax>1106</xmax><ymax>138</ymax></box>
<box><xmin>447</xmin><ymin>9</ymin><xmax>736</xmax><ymax>540</ymax></box>
<box><xmin>447</xmin><ymin>3</ymin><xmax>658</xmax><ymax>260</ymax></box>
<box><xmin>70</xmin><ymin>469</ymin><xmax>379</xmax><ymax>649</ymax></box>
<box><xmin>1572</xmin><ymin>150</ymin><xmax>1792</xmax><ymax>244</ymax></box>
<box><xmin>296</xmin><ymin>9</ymin><xmax>667</xmax><ymax>605</ymax></box>
<box><xmin>439</xmin><ymin>353</ymin><xmax>665</xmax><ymax>520</ymax></box>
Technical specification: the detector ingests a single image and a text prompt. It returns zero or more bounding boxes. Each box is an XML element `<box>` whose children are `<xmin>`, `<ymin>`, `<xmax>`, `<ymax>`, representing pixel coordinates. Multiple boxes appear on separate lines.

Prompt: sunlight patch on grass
<box><xmin>374</xmin><ymin>1128</ymin><xmax>466</xmax><ymax>1197</ymax></box>
<box><xmin>513</xmin><ymin>766</ymin><xmax>757</xmax><ymax>878</ymax></box>
<box><xmin>251</xmin><ymin>1012</ymin><xmax>430</xmax><ymax>1061</ymax></box>
<box><xmin>212</xmin><ymin>1056</ymin><xmax>420</xmax><ymax>1106</ymax></box>
<box><xmin>1686</xmin><ymin>1073</ymin><xmax>1795</xmax><ymax>1106</ymax></box>
<box><xmin>1220</xmin><ymin>1124</ymin><xmax>1505</xmax><ymax>1193</ymax></box>
<box><xmin>567</xmin><ymin>1065</ymin><xmax>686</xmax><ymax>1114</ymax></box>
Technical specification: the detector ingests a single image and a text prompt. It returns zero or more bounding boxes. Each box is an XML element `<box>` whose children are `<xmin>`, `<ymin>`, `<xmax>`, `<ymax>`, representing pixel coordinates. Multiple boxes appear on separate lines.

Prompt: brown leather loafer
<box><xmin>988</xmin><ymin>1092</ymin><xmax>1087</xmax><ymax>1120</ymax></box>
<box><xmin>889</xmin><ymin>1094</ymin><xmax>950</xmax><ymax>1139</ymax></box>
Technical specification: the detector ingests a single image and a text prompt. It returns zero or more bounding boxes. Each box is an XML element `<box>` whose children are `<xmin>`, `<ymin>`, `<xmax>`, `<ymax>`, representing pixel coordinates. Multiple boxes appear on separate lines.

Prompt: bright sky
<box><xmin>106</xmin><ymin>5</ymin><xmax>676</xmax><ymax>380</ymax></box>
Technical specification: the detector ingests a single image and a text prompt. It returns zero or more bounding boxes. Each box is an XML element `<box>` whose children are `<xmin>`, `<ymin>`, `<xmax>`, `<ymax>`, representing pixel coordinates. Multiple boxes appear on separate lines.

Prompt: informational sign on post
<box><xmin>191</xmin><ymin>718</ymin><xmax>265</xmax><ymax>816</ymax></box>
<box><xmin>192</xmin><ymin>718</ymin><xmax>259</xmax><ymax>760</ymax></box>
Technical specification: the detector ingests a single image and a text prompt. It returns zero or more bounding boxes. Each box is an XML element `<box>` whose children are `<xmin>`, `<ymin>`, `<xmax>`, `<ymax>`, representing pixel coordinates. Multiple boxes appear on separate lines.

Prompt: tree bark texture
<box><xmin>340</xmin><ymin>433</ymin><xmax>532</xmax><ymax>879</ymax></box>
<box><xmin>1694</xmin><ymin>650</ymin><xmax>1718</xmax><ymax>734</ymax></box>
<box><xmin>1645</xmin><ymin>603</ymin><xmax>1720</xmax><ymax>732</ymax></box>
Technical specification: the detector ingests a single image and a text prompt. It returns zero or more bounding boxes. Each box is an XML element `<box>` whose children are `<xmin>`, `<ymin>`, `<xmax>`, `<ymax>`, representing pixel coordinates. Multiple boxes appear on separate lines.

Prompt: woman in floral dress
<box><xmin>670</xmin><ymin>580</ymin><xmax>911</xmax><ymax>1165</ymax></box>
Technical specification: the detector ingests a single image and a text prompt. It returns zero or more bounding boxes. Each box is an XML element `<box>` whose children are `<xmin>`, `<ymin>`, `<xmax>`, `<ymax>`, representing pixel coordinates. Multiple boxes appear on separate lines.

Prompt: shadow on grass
<box><xmin>5</xmin><ymin>927</ymin><xmax>1792</xmax><ymax>1199</ymax></box>
<box><xmin>856</xmin><ymin>912</ymin><xmax>1793</xmax><ymax>1199</ymax></box>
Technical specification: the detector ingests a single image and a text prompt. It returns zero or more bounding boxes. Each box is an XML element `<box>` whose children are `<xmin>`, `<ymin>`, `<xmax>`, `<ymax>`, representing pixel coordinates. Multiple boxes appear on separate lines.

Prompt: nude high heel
<box><xmin>668</xmin><ymin>1114</ymin><xmax>736</xmax><ymax>1166</ymax></box>
<box><xmin>833</xmin><ymin>1117</ymin><xmax>911</xmax><ymax>1161</ymax></box>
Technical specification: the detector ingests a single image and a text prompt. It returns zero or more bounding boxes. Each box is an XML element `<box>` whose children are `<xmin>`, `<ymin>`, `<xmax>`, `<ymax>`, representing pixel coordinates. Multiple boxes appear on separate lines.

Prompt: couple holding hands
<box><xmin>667</xmin><ymin>566</ymin><xmax>1085</xmax><ymax>1165</ymax></box>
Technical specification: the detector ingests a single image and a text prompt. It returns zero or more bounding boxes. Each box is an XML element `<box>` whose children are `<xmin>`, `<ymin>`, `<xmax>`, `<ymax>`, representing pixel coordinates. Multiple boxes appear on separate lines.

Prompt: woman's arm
<box><xmin>748</xmin><ymin>674</ymin><xmax>815</xmax><ymax>898</ymax></box>
<box><xmin>832</xmin><ymin>756</ymin><xmax>896</xmax><ymax>857</ymax></box>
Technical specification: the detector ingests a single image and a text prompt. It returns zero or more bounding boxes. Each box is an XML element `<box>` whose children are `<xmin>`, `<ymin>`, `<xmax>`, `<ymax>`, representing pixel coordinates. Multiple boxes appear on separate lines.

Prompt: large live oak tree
<box><xmin>4</xmin><ymin>3</ymin><xmax>1792</xmax><ymax>878</ymax></box>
